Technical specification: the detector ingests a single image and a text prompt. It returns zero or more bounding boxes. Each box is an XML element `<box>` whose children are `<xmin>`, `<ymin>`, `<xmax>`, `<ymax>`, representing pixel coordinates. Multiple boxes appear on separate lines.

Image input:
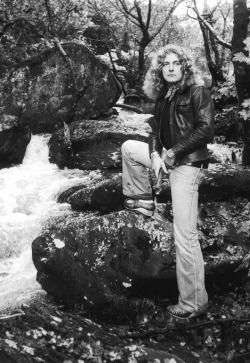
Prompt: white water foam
<box><xmin>0</xmin><ymin>134</ymin><xmax>90</xmax><ymax>311</ymax></box>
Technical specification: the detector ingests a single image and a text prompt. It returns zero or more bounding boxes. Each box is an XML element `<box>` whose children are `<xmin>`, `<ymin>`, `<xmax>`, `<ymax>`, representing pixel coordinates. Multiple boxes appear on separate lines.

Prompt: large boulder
<box><xmin>0</xmin><ymin>301</ymin><xmax>198</xmax><ymax>363</ymax></box>
<box><xmin>32</xmin><ymin>210</ymin><xmax>175</xmax><ymax>307</ymax></box>
<box><xmin>0</xmin><ymin>42</ymin><xmax>121</xmax><ymax>134</ymax></box>
<box><xmin>208</xmin><ymin>143</ymin><xmax>242</xmax><ymax>164</ymax></box>
<box><xmin>0</xmin><ymin>114</ymin><xmax>31</xmax><ymax>169</ymax></box>
<box><xmin>57</xmin><ymin>173</ymin><xmax>124</xmax><ymax>212</ymax></box>
<box><xmin>57</xmin><ymin>165</ymin><xmax>250</xmax><ymax>214</ymax></box>
<box><xmin>32</xmin><ymin>196</ymin><xmax>248</xmax><ymax>307</ymax></box>
<box><xmin>49</xmin><ymin>112</ymin><xmax>152</xmax><ymax>169</ymax></box>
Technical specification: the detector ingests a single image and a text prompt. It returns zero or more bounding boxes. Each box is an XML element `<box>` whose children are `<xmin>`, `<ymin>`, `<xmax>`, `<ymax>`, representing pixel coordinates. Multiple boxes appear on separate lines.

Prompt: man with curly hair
<box><xmin>121</xmin><ymin>44</ymin><xmax>214</xmax><ymax>320</ymax></box>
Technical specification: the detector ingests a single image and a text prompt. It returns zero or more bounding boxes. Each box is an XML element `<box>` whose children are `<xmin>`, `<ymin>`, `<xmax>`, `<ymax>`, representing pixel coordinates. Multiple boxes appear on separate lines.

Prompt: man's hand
<box><xmin>161</xmin><ymin>149</ymin><xmax>175</xmax><ymax>167</ymax></box>
<box><xmin>151</xmin><ymin>154</ymin><xmax>167</xmax><ymax>178</ymax></box>
<box><xmin>164</xmin><ymin>154</ymin><xmax>175</xmax><ymax>167</ymax></box>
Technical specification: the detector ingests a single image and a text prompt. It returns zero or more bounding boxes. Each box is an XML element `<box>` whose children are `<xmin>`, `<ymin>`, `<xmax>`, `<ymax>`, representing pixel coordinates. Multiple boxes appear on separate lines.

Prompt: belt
<box><xmin>184</xmin><ymin>160</ymin><xmax>209</xmax><ymax>169</ymax></box>
<box><xmin>165</xmin><ymin>160</ymin><xmax>209</xmax><ymax>169</ymax></box>
<box><xmin>174</xmin><ymin>160</ymin><xmax>209</xmax><ymax>169</ymax></box>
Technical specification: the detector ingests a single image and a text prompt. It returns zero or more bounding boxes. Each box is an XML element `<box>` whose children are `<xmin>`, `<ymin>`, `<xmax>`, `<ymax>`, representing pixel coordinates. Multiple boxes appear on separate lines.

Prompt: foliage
<box><xmin>0</xmin><ymin>0</ymin><xmax>91</xmax><ymax>71</ymax></box>
<box><xmin>211</xmin><ymin>76</ymin><xmax>237</xmax><ymax>102</ymax></box>
<box><xmin>87</xmin><ymin>0</ymin><xmax>187</xmax><ymax>86</ymax></box>
<box><xmin>233</xmin><ymin>52</ymin><xmax>250</xmax><ymax>65</ymax></box>
<box><xmin>239</xmin><ymin>98</ymin><xmax>250</xmax><ymax>120</ymax></box>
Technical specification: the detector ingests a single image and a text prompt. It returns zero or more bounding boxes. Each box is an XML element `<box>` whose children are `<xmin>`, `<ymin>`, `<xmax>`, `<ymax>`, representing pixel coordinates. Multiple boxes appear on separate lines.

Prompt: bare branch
<box><xmin>44</xmin><ymin>0</ymin><xmax>56</xmax><ymax>36</ymax></box>
<box><xmin>115</xmin><ymin>103</ymin><xmax>143</xmax><ymax>113</ymax></box>
<box><xmin>220</xmin><ymin>3</ymin><xmax>231</xmax><ymax>20</ymax></box>
<box><xmin>58</xmin><ymin>5</ymin><xmax>76</xmax><ymax>36</ymax></box>
<box><xmin>119</xmin><ymin>317</ymin><xmax>250</xmax><ymax>339</ymax></box>
<box><xmin>106</xmin><ymin>0</ymin><xmax>140</xmax><ymax>27</ymax></box>
<box><xmin>134</xmin><ymin>0</ymin><xmax>144</xmax><ymax>28</ymax></box>
<box><xmin>150</xmin><ymin>0</ymin><xmax>185</xmax><ymax>42</ymax></box>
<box><xmin>209</xmin><ymin>0</ymin><xmax>223</xmax><ymax>17</ymax></box>
<box><xmin>146</xmin><ymin>0</ymin><xmax>152</xmax><ymax>30</ymax></box>
<box><xmin>193</xmin><ymin>0</ymin><xmax>232</xmax><ymax>50</ymax></box>
<box><xmin>0</xmin><ymin>313</ymin><xmax>24</xmax><ymax>320</ymax></box>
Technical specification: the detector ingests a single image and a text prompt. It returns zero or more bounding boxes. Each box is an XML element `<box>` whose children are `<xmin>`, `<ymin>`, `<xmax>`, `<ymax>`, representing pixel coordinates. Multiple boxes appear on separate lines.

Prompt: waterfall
<box><xmin>0</xmin><ymin>134</ymin><xmax>88</xmax><ymax>312</ymax></box>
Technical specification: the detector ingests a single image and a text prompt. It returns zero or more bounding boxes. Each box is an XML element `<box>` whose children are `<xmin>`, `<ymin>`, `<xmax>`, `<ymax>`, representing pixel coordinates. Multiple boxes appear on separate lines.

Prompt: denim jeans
<box><xmin>122</xmin><ymin>139</ymin><xmax>208</xmax><ymax>313</ymax></box>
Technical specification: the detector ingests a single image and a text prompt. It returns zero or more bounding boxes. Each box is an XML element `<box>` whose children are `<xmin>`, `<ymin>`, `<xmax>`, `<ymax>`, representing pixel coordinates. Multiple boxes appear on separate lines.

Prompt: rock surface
<box><xmin>208</xmin><ymin>143</ymin><xmax>242</xmax><ymax>164</ymax></box>
<box><xmin>0</xmin><ymin>301</ymin><xmax>200</xmax><ymax>363</ymax></box>
<box><xmin>0</xmin><ymin>42</ymin><xmax>121</xmax><ymax>134</ymax></box>
<box><xmin>57</xmin><ymin>173</ymin><xmax>123</xmax><ymax>212</ymax></box>
<box><xmin>32</xmin><ymin>210</ymin><xmax>174</xmax><ymax>307</ymax></box>
<box><xmin>32</xmin><ymin>193</ymin><xmax>249</xmax><ymax>307</ymax></box>
<box><xmin>49</xmin><ymin>112</ymin><xmax>152</xmax><ymax>169</ymax></box>
<box><xmin>57</xmin><ymin>165</ymin><xmax>250</xmax><ymax>214</ymax></box>
<box><xmin>0</xmin><ymin>115</ymin><xmax>31</xmax><ymax>169</ymax></box>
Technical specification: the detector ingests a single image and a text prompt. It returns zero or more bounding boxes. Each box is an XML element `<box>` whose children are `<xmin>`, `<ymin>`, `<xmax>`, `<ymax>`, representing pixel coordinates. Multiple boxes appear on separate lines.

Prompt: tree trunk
<box><xmin>232</xmin><ymin>0</ymin><xmax>250</xmax><ymax>165</ymax></box>
<box><xmin>199</xmin><ymin>21</ymin><xmax>226</xmax><ymax>85</ymax></box>
<box><xmin>242</xmin><ymin>121</ymin><xmax>250</xmax><ymax>164</ymax></box>
<box><xmin>138</xmin><ymin>42</ymin><xmax>147</xmax><ymax>84</ymax></box>
<box><xmin>232</xmin><ymin>0</ymin><xmax>250</xmax><ymax>103</ymax></box>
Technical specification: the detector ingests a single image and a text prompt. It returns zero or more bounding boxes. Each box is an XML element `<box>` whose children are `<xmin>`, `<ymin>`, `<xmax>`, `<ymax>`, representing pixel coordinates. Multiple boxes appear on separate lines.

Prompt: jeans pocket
<box><xmin>195</xmin><ymin>169</ymin><xmax>206</xmax><ymax>186</ymax></box>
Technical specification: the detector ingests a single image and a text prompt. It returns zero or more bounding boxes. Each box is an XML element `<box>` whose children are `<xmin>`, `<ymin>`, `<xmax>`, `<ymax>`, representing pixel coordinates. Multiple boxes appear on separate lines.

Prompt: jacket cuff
<box><xmin>151</xmin><ymin>151</ymin><xmax>160</xmax><ymax>159</ymax></box>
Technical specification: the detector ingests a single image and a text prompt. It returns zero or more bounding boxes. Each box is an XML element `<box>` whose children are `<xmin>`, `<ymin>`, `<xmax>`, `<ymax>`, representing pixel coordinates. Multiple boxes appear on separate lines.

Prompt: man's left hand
<box><xmin>161</xmin><ymin>149</ymin><xmax>175</xmax><ymax>167</ymax></box>
<box><xmin>165</xmin><ymin>154</ymin><xmax>175</xmax><ymax>167</ymax></box>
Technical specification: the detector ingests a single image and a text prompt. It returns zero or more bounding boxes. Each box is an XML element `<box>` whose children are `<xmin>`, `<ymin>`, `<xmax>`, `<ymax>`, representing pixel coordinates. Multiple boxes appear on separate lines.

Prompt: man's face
<box><xmin>162</xmin><ymin>53</ymin><xmax>183</xmax><ymax>85</ymax></box>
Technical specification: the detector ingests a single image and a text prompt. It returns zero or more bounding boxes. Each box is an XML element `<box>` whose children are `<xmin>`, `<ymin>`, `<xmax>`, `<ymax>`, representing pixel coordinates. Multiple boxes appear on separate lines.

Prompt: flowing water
<box><xmin>0</xmin><ymin>134</ymin><xmax>94</xmax><ymax>312</ymax></box>
<box><xmin>0</xmin><ymin>127</ymin><xmax>240</xmax><ymax>313</ymax></box>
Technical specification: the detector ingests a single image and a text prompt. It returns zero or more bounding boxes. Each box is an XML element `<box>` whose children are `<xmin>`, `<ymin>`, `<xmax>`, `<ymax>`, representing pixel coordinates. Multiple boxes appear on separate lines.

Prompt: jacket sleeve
<box><xmin>172</xmin><ymin>86</ymin><xmax>214</xmax><ymax>157</ymax></box>
<box><xmin>148</xmin><ymin>102</ymin><xmax>163</xmax><ymax>157</ymax></box>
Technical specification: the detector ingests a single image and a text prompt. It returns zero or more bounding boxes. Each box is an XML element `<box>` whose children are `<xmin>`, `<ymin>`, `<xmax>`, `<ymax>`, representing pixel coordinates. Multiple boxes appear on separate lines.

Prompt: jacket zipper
<box><xmin>158</xmin><ymin>95</ymin><xmax>178</xmax><ymax>149</ymax></box>
<box><xmin>158</xmin><ymin>97</ymin><xmax>167</xmax><ymax>148</ymax></box>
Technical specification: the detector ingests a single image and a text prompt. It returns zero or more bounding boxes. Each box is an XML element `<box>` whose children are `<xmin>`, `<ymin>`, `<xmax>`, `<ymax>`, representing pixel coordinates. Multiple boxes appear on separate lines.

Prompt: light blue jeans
<box><xmin>122</xmin><ymin>140</ymin><xmax>208</xmax><ymax>313</ymax></box>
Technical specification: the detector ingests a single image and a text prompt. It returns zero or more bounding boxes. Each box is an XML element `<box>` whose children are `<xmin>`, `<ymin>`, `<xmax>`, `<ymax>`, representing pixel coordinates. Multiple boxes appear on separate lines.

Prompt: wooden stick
<box><xmin>119</xmin><ymin>317</ymin><xmax>250</xmax><ymax>339</ymax></box>
<box><xmin>0</xmin><ymin>313</ymin><xmax>24</xmax><ymax>320</ymax></box>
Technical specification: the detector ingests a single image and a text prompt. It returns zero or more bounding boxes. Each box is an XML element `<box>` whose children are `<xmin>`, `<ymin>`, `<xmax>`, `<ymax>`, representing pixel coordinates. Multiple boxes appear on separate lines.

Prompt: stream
<box><xmin>0</xmin><ymin>134</ymin><xmax>91</xmax><ymax>312</ymax></box>
<box><xmin>0</xmin><ymin>131</ymin><xmax>240</xmax><ymax>313</ymax></box>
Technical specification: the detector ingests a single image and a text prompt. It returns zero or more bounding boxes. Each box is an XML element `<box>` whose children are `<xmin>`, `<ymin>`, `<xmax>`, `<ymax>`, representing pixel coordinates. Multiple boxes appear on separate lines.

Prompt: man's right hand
<box><xmin>151</xmin><ymin>155</ymin><xmax>167</xmax><ymax>178</ymax></box>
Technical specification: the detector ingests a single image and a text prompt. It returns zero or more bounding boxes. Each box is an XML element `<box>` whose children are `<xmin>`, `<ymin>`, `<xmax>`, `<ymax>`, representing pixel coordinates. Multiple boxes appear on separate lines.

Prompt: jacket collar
<box><xmin>156</xmin><ymin>83</ymin><xmax>191</xmax><ymax>103</ymax></box>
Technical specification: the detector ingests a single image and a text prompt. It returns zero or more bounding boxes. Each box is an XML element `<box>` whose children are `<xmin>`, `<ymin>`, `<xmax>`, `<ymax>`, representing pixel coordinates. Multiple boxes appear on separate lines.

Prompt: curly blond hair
<box><xmin>143</xmin><ymin>44</ymin><xmax>204</xmax><ymax>100</ymax></box>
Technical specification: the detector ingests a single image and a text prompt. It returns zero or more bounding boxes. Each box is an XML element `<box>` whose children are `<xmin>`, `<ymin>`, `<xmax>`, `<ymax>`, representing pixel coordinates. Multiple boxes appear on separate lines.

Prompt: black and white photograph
<box><xmin>0</xmin><ymin>1</ymin><xmax>250</xmax><ymax>362</ymax></box>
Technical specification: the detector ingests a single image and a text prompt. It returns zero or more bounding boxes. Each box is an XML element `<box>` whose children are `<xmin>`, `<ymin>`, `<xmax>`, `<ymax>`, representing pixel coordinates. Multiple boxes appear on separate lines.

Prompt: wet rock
<box><xmin>32</xmin><ymin>194</ymin><xmax>250</xmax><ymax>308</ymax></box>
<box><xmin>0</xmin><ymin>42</ymin><xmax>121</xmax><ymax>134</ymax></box>
<box><xmin>124</xmin><ymin>93</ymin><xmax>141</xmax><ymax>106</ymax></box>
<box><xmin>159</xmin><ymin>164</ymin><xmax>250</xmax><ymax>202</ymax></box>
<box><xmin>0</xmin><ymin>115</ymin><xmax>31</xmax><ymax>169</ymax></box>
<box><xmin>0</xmin><ymin>301</ymin><xmax>197</xmax><ymax>363</ymax></box>
<box><xmin>57</xmin><ymin>174</ymin><xmax>124</xmax><ymax>213</ymax></box>
<box><xmin>49</xmin><ymin>113</ymin><xmax>151</xmax><ymax>169</ymax></box>
<box><xmin>208</xmin><ymin>143</ymin><xmax>242</xmax><ymax>164</ymax></box>
<box><xmin>57</xmin><ymin>165</ymin><xmax>250</xmax><ymax>217</ymax></box>
<box><xmin>200</xmin><ymin>164</ymin><xmax>250</xmax><ymax>201</ymax></box>
<box><xmin>32</xmin><ymin>210</ymin><xmax>175</xmax><ymax>307</ymax></box>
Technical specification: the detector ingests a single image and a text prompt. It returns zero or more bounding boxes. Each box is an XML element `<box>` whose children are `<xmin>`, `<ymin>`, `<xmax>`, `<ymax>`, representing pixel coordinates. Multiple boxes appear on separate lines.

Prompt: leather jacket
<box><xmin>148</xmin><ymin>85</ymin><xmax>214</xmax><ymax>164</ymax></box>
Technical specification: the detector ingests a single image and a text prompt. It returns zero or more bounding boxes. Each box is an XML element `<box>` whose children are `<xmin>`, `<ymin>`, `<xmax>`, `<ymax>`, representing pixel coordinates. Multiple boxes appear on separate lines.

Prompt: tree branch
<box><xmin>117</xmin><ymin>0</ymin><xmax>140</xmax><ymax>23</ymax></box>
<box><xmin>209</xmin><ymin>0</ymin><xmax>223</xmax><ymax>17</ymax></box>
<box><xmin>44</xmin><ymin>0</ymin><xmax>56</xmax><ymax>37</ymax></box>
<box><xmin>106</xmin><ymin>0</ymin><xmax>139</xmax><ymax>27</ymax></box>
<box><xmin>145</xmin><ymin>0</ymin><xmax>152</xmax><ymax>30</ymax></box>
<box><xmin>192</xmin><ymin>0</ymin><xmax>232</xmax><ymax>50</ymax></box>
<box><xmin>119</xmin><ymin>317</ymin><xmax>250</xmax><ymax>339</ymax></box>
<box><xmin>150</xmin><ymin>0</ymin><xmax>184</xmax><ymax>42</ymax></box>
<box><xmin>115</xmin><ymin>103</ymin><xmax>143</xmax><ymax>113</ymax></box>
<box><xmin>0</xmin><ymin>313</ymin><xmax>24</xmax><ymax>320</ymax></box>
<box><xmin>134</xmin><ymin>0</ymin><xmax>146</xmax><ymax>31</ymax></box>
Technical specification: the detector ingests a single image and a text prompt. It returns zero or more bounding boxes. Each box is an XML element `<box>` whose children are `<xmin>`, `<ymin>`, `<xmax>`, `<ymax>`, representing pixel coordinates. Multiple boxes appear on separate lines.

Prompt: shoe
<box><xmin>154</xmin><ymin>205</ymin><xmax>173</xmax><ymax>223</ymax></box>
<box><xmin>166</xmin><ymin>304</ymin><xmax>207</xmax><ymax>320</ymax></box>
<box><xmin>124</xmin><ymin>198</ymin><xmax>155</xmax><ymax>217</ymax></box>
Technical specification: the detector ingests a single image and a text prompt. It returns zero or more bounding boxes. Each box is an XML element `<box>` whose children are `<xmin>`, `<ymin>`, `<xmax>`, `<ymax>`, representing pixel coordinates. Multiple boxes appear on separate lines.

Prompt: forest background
<box><xmin>2</xmin><ymin>2</ymin><xmax>250</xmax><ymax>363</ymax></box>
<box><xmin>1</xmin><ymin>0</ymin><xmax>250</xmax><ymax>164</ymax></box>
